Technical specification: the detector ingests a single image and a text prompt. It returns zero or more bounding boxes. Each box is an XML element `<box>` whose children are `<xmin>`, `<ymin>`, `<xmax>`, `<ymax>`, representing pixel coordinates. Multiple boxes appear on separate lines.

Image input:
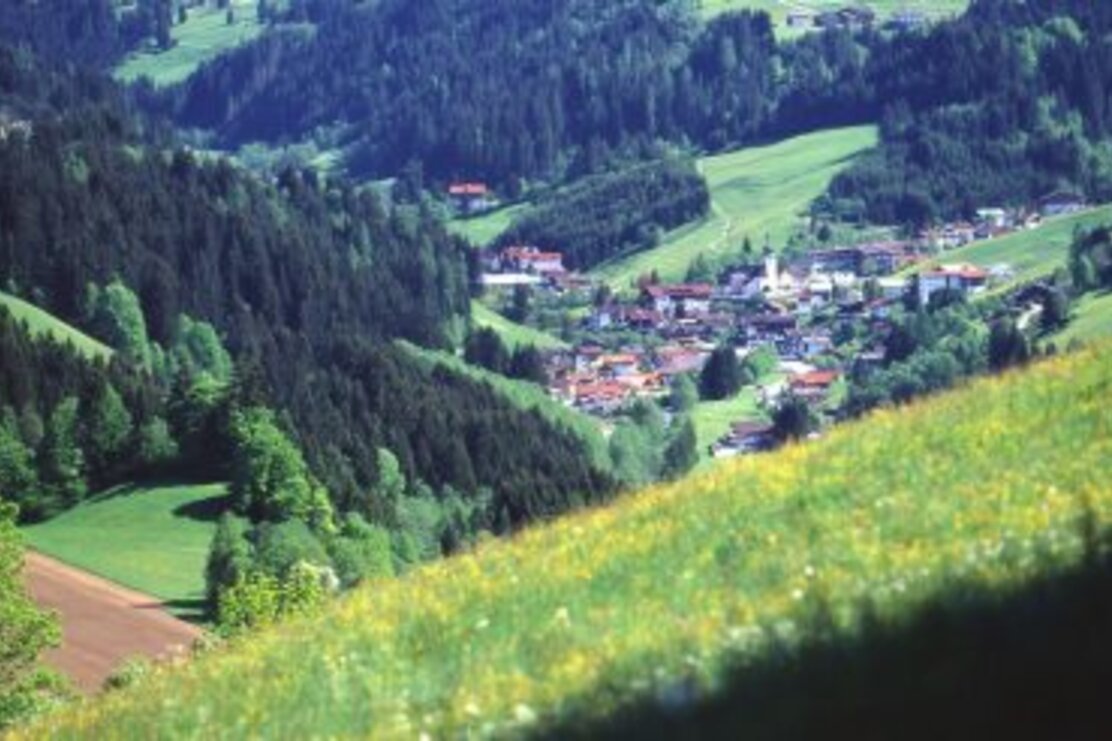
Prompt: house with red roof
<box><xmin>917</xmin><ymin>263</ymin><xmax>989</xmax><ymax>306</ymax></box>
<box><xmin>447</xmin><ymin>182</ymin><xmax>498</xmax><ymax>215</ymax></box>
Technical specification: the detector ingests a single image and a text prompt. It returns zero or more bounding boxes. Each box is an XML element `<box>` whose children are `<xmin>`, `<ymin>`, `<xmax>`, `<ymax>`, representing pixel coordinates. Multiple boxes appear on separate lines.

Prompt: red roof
<box><xmin>791</xmin><ymin>370</ymin><xmax>841</xmax><ymax>389</ymax></box>
<box><xmin>502</xmin><ymin>246</ymin><xmax>563</xmax><ymax>264</ymax></box>
<box><xmin>924</xmin><ymin>264</ymin><xmax>988</xmax><ymax>281</ymax></box>
<box><xmin>448</xmin><ymin>182</ymin><xmax>489</xmax><ymax>196</ymax></box>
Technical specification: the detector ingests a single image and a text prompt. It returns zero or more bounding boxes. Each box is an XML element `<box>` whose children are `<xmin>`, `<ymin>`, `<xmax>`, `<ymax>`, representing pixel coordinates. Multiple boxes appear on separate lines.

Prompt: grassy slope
<box><xmin>1047</xmin><ymin>290</ymin><xmax>1112</xmax><ymax>347</ymax></box>
<box><xmin>691</xmin><ymin>385</ymin><xmax>768</xmax><ymax>465</ymax></box>
<box><xmin>23</xmin><ymin>483</ymin><xmax>232</xmax><ymax>616</ymax></box>
<box><xmin>397</xmin><ymin>341</ymin><xmax>611</xmax><ymax>473</ymax></box>
<box><xmin>917</xmin><ymin>205</ymin><xmax>1112</xmax><ymax>288</ymax></box>
<box><xmin>115</xmin><ymin>1</ymin><xmax>263</xmax><ymax>88</ymax></box>
<box><xmin>471</xmin><ymin>300</ymin><xmax>568</xmax><ymax>350</ymax></box>
<box><xmin>448</xmin><ymin>204</ymin><xmax>528</xmax><ymax>247</ymax></box>
<box><xmin>0</xmin><ymin>291</ymin><xmax>112</xmax><ymax>361</ymax></box>
<box><xmin>30</xmin><ymin>345</ymin><xmax>1112</xmax><ymax>738</ymax></box>
<box><xmin>593</xmin><ymin>126</ymin><xmax>877</xmax><ymax>288</ymax></box>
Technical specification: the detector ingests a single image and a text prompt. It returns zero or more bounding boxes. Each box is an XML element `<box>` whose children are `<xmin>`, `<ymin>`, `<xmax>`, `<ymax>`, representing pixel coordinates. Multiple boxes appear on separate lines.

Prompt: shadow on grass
<box><xmin>538</xmin><ymin>540</ymin><xmax>1112</xmax><ymax>740</ymax></box>
<box><xmin>159</xmin><ymin>598</ymin><xmax>210</xmax><ymax>624</ymax></box>
<box><xmin>172</xmin><ymin>494</ymin><xmax>233</xmax><ymax>523</ymax></box>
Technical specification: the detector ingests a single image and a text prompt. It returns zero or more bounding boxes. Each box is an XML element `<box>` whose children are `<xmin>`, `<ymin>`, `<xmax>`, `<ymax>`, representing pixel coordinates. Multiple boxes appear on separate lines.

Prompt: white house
<box><xmin>917</xmin><ymin>264</ymin><xmax>989</xmax><ymax>306</ymax></box>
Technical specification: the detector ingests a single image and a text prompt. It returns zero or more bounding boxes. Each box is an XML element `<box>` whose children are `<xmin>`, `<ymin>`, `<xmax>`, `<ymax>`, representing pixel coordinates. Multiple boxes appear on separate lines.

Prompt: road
<box><xmin>23</xmin><ymin>552</ymin><xmax>204</xmax><ymax>693</ymax></box>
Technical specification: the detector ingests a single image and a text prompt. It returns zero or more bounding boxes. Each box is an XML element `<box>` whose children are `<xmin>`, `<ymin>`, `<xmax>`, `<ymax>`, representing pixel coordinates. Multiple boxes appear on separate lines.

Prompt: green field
<box><xmin>115</xmin><ymin>1</ymin><xmax>264</xmax><ymax>88</ymax></box>
<box><xmin>691</xmin><ymin>385</ymin><xmax>768</xmax><ymax>464</ymax></box>
<box><xmin>593</xmin><ymin>126</ymin><xmax>878</xmax><ymax>288</ymax></box>
<box><xmin>471</xmin><ymin>300</ymin><xmax>568</xmax><ymax>350</ymax></box>
<box><xmin>398</xmin><ymin>342</ymin><xmax>611</xmax><ymax>473</ymax></box>
<box><xmin>0</xmin><ymin>291</ymin><xmax>113</xmax><ymax>361</ymax></box>
<box><xmin>23</xmin><ymin>483</ymin><xmax>232</xmax><ymax>618</ymax></box>
<box><xmin>449</xmin><ymin>204</ymin><xmax>528</xmax><ymax>247</ymax></box>
<box><xmin>1047</xmin><ymin>291</ymin><xmax>1112</xmax><ymax>347</ymax></box>
<box><xmin>31</xmin><ymin>340</ymin><xmax>1112</xmax><ymax>738</ymax></box>
<box><xmin>915</xmin><ymin>205</ymin><xmax>1112</xmax><ymax>288</ymax></box>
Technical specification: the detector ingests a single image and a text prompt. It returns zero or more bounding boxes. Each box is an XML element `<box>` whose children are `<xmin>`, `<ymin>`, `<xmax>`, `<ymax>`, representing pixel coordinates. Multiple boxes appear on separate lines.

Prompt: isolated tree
<box><xmin>700</xmin><ymin>344</ymin><xmax>742</xmax><ymax>401</ymax></box>
<box><xmin>988</xmin><ymin>319</ymin><xmax>1030</xmax><ymax>372</ymax></box>
<box><xmin>669</xmin><ymin>374</ymin><xmax>699</xmax><ymax>413</ymax></box>
<box><xmin>88</xmin><ymin>280</ymin><xmax>151</xmax><ymax>367</ymax></box>
<box><xmin>1041</xmin><ymin>288</ymin><xmax>1070</xmax><ymax>332</ymax></box>
<box><xmin>773</xmin><ymin>394</ymin><xmax>816</xmax><ymax>442</ymax></box>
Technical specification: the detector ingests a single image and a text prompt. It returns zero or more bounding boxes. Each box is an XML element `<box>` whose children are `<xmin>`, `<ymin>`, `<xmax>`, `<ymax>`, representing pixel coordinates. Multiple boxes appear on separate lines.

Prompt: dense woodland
<box><xmin>494</xmin><ymin>159</ymin><xmax>709</xmax><ymax>269</ymax></box>
<box><xmin>0</xmin><ymin>56</ymin><xmax>616</xmax><ymax>542</ymax></box>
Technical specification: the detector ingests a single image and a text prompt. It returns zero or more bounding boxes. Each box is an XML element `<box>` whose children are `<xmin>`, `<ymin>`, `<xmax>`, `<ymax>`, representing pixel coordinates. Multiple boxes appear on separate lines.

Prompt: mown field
<box><xmin>1047</xmin><ymin>290</ymin><xmax>1112</xmax><ymax>347</ymax></box>
<box><xmin>0</xmin><ymin>291</ymin><xmax>112</xmax><ymax>362</ymax></box>
<box><xmin>23</xmin><ymin>483</ymin><xmax>232</xmax><ymax>618</ymax></box>
<box><xmin>397</xmin><ymin>341</ymin><xmax>611</xmax><ymax>474</ymax></box>
<box><xmin>25</xmin><ymin>344</ymin><xmax>1112</xmax><ymax>738</ymax></box>
<box><xmin>115</xmin><ymin>1</ymin><xmax>263</xmax><ymax>88</ymax></box>
<box><xmin>470</xmin><ymin>300</ymin><xmax>568</xmax><ymax>350</ymax></box>
<box><xmin>593</xmin><ymin>125</ymin><xmax>877</xmax><ymax>288</ymax></box>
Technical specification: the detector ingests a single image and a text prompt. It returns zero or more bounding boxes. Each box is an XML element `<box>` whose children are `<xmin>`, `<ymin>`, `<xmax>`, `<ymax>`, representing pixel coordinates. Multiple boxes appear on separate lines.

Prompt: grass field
<box><xmin>23</xmin><ymin>483</ymin><xmax>232</xmax><ymax>618</ymax></box>
<box><xmin>28</xmin><ymin>343</ymin><xmax>1112</xmax><ymax>738</ymax></box>
<box><xmin>397</xmin><ymin>341</ymin><xmax>611</xmax><ymax>473</ymax></box>
<box><xmin>448</xmin><ymin>204</ymin><xmax>528</xmax><ymax>247</ymax></box>
<box><xmin>0</xmin><ymin>291</ymin><xmax>112</xmax><ymax>361</ymax></box>
<box><xmin>471</xmin><ymin>300</ymin><xmax>568</xmax><ymax>350</ymax></box>
<box><xmin>917</xmin><ymin>205</ymin><xmax>1112</xmax><ymax>288</ymax></box>
<box><xmin>115</xmin><ymin>1</ymin><xmax>263</xmax><ymax>88</ymax></box>
<box><xmin>593</xmin><ymin>126</ymin><xmax>878</xmax><ymax>288</ymax></box>
<box><xmin>691</xmin><ymin>385</ymin><xmax>768</xmax><ymax>465</ymax></box>
<box><xmin>1046</xmin><ymin>290</ymin><xmax>1112</xmax><ymax>347</ymax></box>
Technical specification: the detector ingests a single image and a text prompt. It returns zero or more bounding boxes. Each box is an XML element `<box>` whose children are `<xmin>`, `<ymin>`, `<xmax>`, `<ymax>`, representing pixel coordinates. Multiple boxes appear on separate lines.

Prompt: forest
<box><xmin>0</xmin><ymin>49</ymin><xmax>616</xmax><ymax>543</ymax></box>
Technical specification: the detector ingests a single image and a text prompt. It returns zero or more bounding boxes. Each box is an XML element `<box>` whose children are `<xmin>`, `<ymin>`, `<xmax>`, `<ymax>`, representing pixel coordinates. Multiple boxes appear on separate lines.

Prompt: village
<box><xmin>462</xmin><ymin>184</ymin><xmax>1090</xmax><ymax>459</ymax></box>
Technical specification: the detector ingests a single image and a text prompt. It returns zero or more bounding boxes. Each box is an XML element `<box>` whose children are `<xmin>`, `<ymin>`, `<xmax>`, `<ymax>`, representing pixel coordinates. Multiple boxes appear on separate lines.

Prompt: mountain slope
<box><xmin>25</xmin><ymin>344</ymin><xmax>1112</xmax><ymax>738</ymax></box>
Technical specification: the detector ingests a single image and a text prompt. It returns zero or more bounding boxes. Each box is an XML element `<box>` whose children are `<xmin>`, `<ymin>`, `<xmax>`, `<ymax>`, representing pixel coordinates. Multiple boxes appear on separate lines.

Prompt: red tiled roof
<box><xmin>791</xmin><ymin>370</ymin><xmax>841</xmax><ymax>388</ymax></box>
<box><xmin>644</xmin><ymin>283</ymin><xmax>714</xmax><ymax>300</ymax></box>
<box><xmin>924</xmin><ymin>264</ymin><xmax>988</xmax><ymax>280</ymax></box>
<box><xmin>448</xmin><ymin>182</ymin><xmax>489</xmax><ymax>196</ymax></box>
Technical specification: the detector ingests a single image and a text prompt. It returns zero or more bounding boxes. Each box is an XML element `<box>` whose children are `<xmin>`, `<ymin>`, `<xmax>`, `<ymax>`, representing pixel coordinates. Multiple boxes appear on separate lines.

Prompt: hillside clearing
<box><xmin>593</xmin><ymin>126</ymin><xmax>877</xmax><ymax>288</ymax></box>
<box><xmin>26</xmin><ymin>344</ymin><xmax>1112</xmax><ymax>738</ymax></box>
<box><xmin>114</xmin><ymin>1</ymin><xmax>263</xmax><ymax>88</ymax></box>
<box><xmin>23</xmin><ymin>483</ymin><xmax>232</xmax><ymax>619</ymax></box>
<box><xmin>449</xmin><ymin>204</ymin><xmax>528</xmax><ymax>247</ymax></box>
<box><xmin>471</xmin><ymin>300</ymin><xmax>568</xmax><ymax>350</ymax></box>
<box><xmin>0</xmin><ymin>291</ymin><xmax>112</xmax><ymax>361</ymax></box>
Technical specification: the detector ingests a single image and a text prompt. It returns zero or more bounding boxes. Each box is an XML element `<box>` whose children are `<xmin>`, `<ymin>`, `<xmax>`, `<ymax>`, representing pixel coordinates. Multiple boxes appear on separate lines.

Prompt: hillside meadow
<box><xmin>19</xmin><ymin>343</ymin><xmax>1112</xmax><ymax>739</ymax></box>
<box><xmin>0</xmin><ymin>292</ymin><xmax>112</xmax><ymax>362</ymax></box>
<box><xmin>593</xmin><ymin>125</ymin><xmax>877</xmax><ymax>287</ymax></box>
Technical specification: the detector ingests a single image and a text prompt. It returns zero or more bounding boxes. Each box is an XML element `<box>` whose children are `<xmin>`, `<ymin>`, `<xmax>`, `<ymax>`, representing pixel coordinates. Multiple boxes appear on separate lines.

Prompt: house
<box><xmin>598</xmin><ymin>353</ymin><xmax>641</xmax><ymax>378</ymax></box>
<box><xmin>1038</xmin><ymin>190</ymin><xmax>1087</xmax><ymax>218</ymax></box>
<box><xmin>655</xmin><ymin>345</ymin><xmax>708</xmax><ymax>377</ymax></box>
<box><xmin>500</xmin><ymin>246</ymin><xmax>565</xmax><ymax>275</ymax></box>
<box><xmin>641</xmin><ymin>283</ymin><xmax>714</xmax><ymax>318</ymax></box>
<box><xmin>447</xmin><ymin>182</ymin><xmax>497</xmax><ymax>215</ymax></box>
<box><xmin>917</xmin><ymin>263</ymin><xmax>989</xmax><ymax>306</ymax></box>
<box><xmin>743</xmin><ymin>314</ymin><xmax>798</xmax><ymax>345</ymax></box>
<box><xmin>876</xmin><ymin>277</ymin><xmax>909</xmax><ymax>301</ymax></box>
<box><xmin>480</xmin><ymin>273</ymin><xmax>542</xmax><ymax>288</ymax></box>
<box><xmin>571</xmin><ymin>381</ymin><xmax>631</xmax><ymax>414</ymax></box>
<box><xmin>786</xmin><ymin>8</ymin><xmax>816</xmax><ymax>28</ymax></box>
<box><xmin>712</xmin><ymin>421</ymin><xmax>777</xmax><ymax>458</ymax></box>
<box><xmin>976</xmin><ymin>208</ymin><xmax>1010</xmax><ymax>229</ymax></box>
<box><xmin>790</xmin><ymin>369</ymin><xmax>841</xmax><ymax>402</ymax></box>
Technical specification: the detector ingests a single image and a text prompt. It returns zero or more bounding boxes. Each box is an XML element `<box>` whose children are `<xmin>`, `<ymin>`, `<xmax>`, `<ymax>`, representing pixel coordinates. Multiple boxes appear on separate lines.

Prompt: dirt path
<box><xmin>23</xmin><ymin>552</ymin><xmax>204</xmax><ymax>693</ymax></box>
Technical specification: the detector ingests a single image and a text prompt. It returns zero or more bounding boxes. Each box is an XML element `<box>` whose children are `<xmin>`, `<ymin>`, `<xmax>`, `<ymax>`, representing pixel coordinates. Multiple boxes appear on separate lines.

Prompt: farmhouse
<box><xmin>500</xmin><ymin>246</ymin><xmax>566</xmax><ymax>275</ymax></box>
<box><xmin>448</xmin><ymin>182</ymin><xmax>497</xmax><ymax>215</ymax></box>
<box><xmin>917</xmin><ymin>263</ymin><xmax>989</xmax><ymax>306</ymax></box>
<box><xmin>1038</xmin><ymin>190</ymin><xmax>1087</xmax><ymax>218</ymax></box>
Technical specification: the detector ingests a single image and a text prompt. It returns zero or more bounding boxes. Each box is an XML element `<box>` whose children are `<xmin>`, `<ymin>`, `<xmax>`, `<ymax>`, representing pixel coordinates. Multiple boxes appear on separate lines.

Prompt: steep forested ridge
<box><xmin>0</xmin><ymin>57</ymin><xmax>615</xmax><ymax>526</ymax></box>
<box><xmin>0</xmin><ymin>0</ymin><xmax>142</xmax><ymax>69</ymax></box>
<box><xmin>165</xmin><ymin>0</ymin><xmax>872</xmax><ymax>184</ymax></box>
<box><xmin>826</xmin><ymin>0</ymin><xmax>1112</xmax><ymax>224</ymax></box>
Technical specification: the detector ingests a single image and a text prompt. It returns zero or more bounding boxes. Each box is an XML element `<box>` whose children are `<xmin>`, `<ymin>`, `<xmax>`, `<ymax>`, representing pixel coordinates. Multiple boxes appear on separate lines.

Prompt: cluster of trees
<box><xmin>0</xmin><ymin>502</ymin><xmax>68</xmax><ymax>730</ymax></box>
<box><xmin>158</xmin><ymin>0</ymin><xmax>874</xmax><ymax>185</ymax></box>
<box><xmin>826</xmin><ymin>0</ymin><xmax>1112</xmax><ymax>226</ymax></box>
<box><xmin>1070</xmin><ymin>225</ymin><xmax>1112</xmax><ymax>293</ymax></box>
<box><xmin>494</xmin><ymin>159</ymin><xmax>709</xmax><ymax>269</ymax></box>
<box><xmin>608</xmin><ymin>400</ymin><xmax>696</xmax><ymax>487</ymax></box>
<box><xmin>845</xmin><ymin>300</ymin><xmax>1034</xmax><ymax>416</ymax></box>
<box><xmin>463</xmin><ymin>329</ymin><xmax>547</xmax><ymax>386</ymax></box>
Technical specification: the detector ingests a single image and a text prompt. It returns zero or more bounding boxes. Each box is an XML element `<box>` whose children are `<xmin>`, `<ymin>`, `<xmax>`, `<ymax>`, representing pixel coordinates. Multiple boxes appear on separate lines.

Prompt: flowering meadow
<box><xmin>22</xmin><ymin>346</ymin><xmax>1112</xmax><ymax>739</ymax></box>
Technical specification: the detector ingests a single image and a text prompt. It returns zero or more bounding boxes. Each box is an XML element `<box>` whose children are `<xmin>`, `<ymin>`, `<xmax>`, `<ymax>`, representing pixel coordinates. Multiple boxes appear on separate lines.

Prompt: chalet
<box><xmin>876</xmin><ymin>276</ymin><xmax>909</xmax><ymax>301</ymax></box>
<box><xmin>917</xmin><ymin>263</ymin><xmax>989</xmax><ymax>306</ymax></box>
<box><xmin>859</xmin><ymin>241</ymin><xmax>918</xmax><ymax>275</ymax></box>
<box><xmin>642</xmin><ymin>283</ymin><xmax>714</xmax><ymax>318</ymax></box>
<box><xmin>616</xmin><ymin>372</ymin><xmax>665</xmax><ymax>394</ymax></box>
<box><xmin>571</xmin><ymin>381</ymin><xmax>630</xmax><ymax>414</ymax></box>
<box><xmin>447</xmin><ymin>182</ymin><xmax>497</xmax><ymax>215</ymax></box>
<box><xmin>500</xmin><ymin>246</ymin><xmax>565</xmax><ymax>275</ymax></box>
<box><xmin>574</xmin><ymin>345</ymin><xmax>605</xmax><ymax>372</ymax></box>
<box><xmin>790</xmin><ymin>369</ymin><xmax>841</xmax><ymax>402</ymax></box>
<box><xmin>1038</xmin><ymin>190</ymin><xmax>1087</xmax><ymax>218</ymax></box>
<box><xmin>742</xmin><ymin>313</ymin><xmax>798</xmax><ymax>345</ymax></box>
<box><xmin>976</xmin><ymin>207</ymin><xmax>1010</xmax><ymax>229</ymax></box>
<box><xmin>712</xmin><ymin>421</ymin><xmax>777</xmax><ymax>458</ymax></box>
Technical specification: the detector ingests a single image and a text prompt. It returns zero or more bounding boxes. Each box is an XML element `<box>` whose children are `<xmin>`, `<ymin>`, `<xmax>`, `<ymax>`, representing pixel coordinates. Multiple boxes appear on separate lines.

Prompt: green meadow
<box><xmin>23</xmin><ymin>483</ymin><xmax>233</xmax><ymax>618</ymax></box>
<box><xmin>470</xmin><ymin>300</ymin><xmax>568</xmax><ymax>350</ymax></box>
<box><xmin>0</xmin><ymin>291</ymin><xmax>113</xmax><ymax>362</ymax></box>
